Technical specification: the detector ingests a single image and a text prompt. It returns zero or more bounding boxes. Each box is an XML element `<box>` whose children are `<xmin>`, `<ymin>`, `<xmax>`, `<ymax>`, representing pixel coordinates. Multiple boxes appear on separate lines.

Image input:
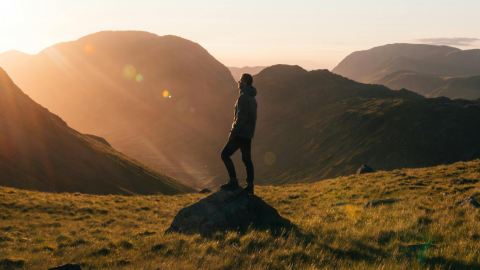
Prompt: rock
<box><xmin>364</xmin><ymin>198</ymin><xmax>405</xmax><ymax>208</ymax></box>
<box><xmin>356</xmin><ymin>164</ymin><xmax>375</xmax><ymax>175</ymax></box>
<box><xmin>450</xmin><ymin>178</ymin><xmax>467</xmax><ymax>185</ymax></box>
<box><xmin>84</xmin><ymin>134</ymin><xmax>112</xmax><ymax>147</ymax></box>
<box><xmin>455</xmin><ymin>196</ymin><xmax>480</xmax><ymax>208</ymax></box>
<box><xmin>199</xmin><ymin>188</ymin><xmax>211</xmax><ymax>194</ymax></box>
<box><xmin>289</xmin><ymin>195</ymin><xmax>300</xmax><ymax>199</ymax></box>
<box><xmin>392</xmin><ymin>173</ymin><xmax>407</xmax><ymax>178</ymax></box>
<box><xmin>407</xmin><ymin>244</ymin><xmax>437</xmax><ymax>251</ymax></box>
<box><xmin>441</xmin><ymin>192</ymin><xmax>449</xmax><ymax>196</ymax></box>
<box><xmin>166</xmin><ymin>189</ymin><xmax>291</xmax><ymax>235</ymax></box>
<box><xmin>49</xmin><ymin>264</ymin><xmax>81</xmax><ymax>270</ymax></box>
<box><xmin>331</xmin><ymin>202</ymin><xmax>350</xmax><ymax>207</ymax></box>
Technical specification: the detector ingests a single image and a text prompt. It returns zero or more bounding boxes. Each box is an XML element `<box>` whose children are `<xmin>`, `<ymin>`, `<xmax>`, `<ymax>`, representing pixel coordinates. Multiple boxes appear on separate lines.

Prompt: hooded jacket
<box><xmin>229</xmin><ymin>85</ymin><xmax>257</xmax><ymax>139</ymax></box>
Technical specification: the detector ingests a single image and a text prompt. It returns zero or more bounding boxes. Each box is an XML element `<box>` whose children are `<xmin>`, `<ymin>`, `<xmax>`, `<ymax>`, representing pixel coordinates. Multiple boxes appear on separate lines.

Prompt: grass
<box><xmin>1</xmin><ymin>160</ymin><xmax>480</xmax><ymax>269</ymax></box>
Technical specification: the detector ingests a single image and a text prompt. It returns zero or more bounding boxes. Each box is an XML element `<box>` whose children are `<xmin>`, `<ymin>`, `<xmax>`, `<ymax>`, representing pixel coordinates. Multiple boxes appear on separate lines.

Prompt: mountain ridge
<box><xmin>332</xmin><ymin>43</ymin><xmax>480</xmax><ymax>83</ymax></box>
<box><xmin>247</xmin><ymin>64</ymin><xmax>480</xmax><ymax>185</ymax></box>
<box><xmin>0</xmin><ymin>66</ymin><xmax>195</xmax><ymax>195</ymax></box>
<box><xmin>3</xmin><ymin>31</ymin><xmax>238</xmax><ymax>187</ymax></box>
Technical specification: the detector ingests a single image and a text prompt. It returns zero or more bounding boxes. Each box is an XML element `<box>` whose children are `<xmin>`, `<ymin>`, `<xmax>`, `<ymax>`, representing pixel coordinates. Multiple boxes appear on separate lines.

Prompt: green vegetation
<box><xmin>2</xmin><ymin>160</ymin><xmax>480</xmax><ymax>269</ymax></box>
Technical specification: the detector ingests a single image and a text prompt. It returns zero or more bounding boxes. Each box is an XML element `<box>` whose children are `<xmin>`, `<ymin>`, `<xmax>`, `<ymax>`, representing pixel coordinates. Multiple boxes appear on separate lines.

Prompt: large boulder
<box><xmin>166</xmin><ymin>189</ymin><xmax>291</xmax><ymax>235</ymax></box>
<box><xmin>356</xmin><ymin>164</ymin><xmax>375</xmax><ymax>175</ymax></box>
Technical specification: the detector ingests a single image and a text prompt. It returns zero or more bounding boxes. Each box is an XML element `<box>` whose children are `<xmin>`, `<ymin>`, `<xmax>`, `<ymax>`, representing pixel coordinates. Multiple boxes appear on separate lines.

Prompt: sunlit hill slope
<box><xmin>0</xmin><ymin>67</ymin><xmax>195</xmax><ymax>195</ymax></box>
<box><xmin>332</xmin><ymin>43</ymin><xmax>480</xmax><ymax>84</ymax></box>
<box><xmin>1</xmin><ymin>31</ymin><xmax>238</xmax><ymax>187</ymax></box>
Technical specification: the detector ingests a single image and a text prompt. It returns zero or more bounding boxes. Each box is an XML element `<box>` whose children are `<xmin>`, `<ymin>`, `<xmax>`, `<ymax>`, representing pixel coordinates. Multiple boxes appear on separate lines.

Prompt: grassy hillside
<box><xmin>1</xmin><ymin>159</ymin><xmax>480</xmax><ymax>269</ymax></box>
<box><xmin>375</xmin><ymin>71</ymin><xmax>480</xmax><ymax>100</ymax></box>
<box><xmin>0</xmin><ymin>67</ymin><xmax>195</xmax><ymax>195</ymax></box>
<box><xmin>244</xmin><ymin>65</ymin><xmax>480</xmax><ymax>186</ymax></box>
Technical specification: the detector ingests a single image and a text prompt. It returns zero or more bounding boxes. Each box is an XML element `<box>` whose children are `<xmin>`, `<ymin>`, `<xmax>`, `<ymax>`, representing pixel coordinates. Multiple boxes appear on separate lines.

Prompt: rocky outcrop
<box><xmin>357</xmin><ymin>165</ymin><xmax>375</xmax><ymax>175</ymax></box>
<box><xmin>199</xmin><ymin>189</ymin><xmax>212</xmax><ymax>194</ymax></box>
<box><xmin>166</xmin><ymin>189</ymin><xmax>291</xmax><ymax>235</ymax></box>
<box><xmin>455</xmin><ymin>196</ymin><xmax>480</xmax><ymax>208</ymax></box>
<box><xmin>85</xmin><ymin>134</ymin><xmax>112</xmax><ymax>147</ymax></box>
<box><xmin>364</xmin><ymin>198</ymin><xmax>405</xmax><ymax>208</ymax></box>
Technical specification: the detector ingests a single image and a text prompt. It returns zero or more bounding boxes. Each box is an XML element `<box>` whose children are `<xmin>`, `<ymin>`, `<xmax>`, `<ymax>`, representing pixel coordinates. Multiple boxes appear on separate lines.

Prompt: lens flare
<box><xmin>122</xmin><ymin>65</ymin><xmax>136</xmax><ymax>80</ymax></box>
<box><xmin>189</xmin><ymin>107</ymin><xmax>196</xmax><ymax>113</ymax></box>
<box><xmin>163</xmin><ymin>90</ymin><xmax>169</xmax><ymax>98</ymax></box>
<box><xmin>136</xmin><ymin>74</ymin><xmax>143</xmax><ymax>82</ymax></box>
<box><xmin>264</xmin><ymin>152</ymin><xmax>276</xmax><ymax>165</ymax></box>
<box><xmin>85</xmin><ymin>44</ymin><xmax>94</xmax><ymax>53</ymax></box>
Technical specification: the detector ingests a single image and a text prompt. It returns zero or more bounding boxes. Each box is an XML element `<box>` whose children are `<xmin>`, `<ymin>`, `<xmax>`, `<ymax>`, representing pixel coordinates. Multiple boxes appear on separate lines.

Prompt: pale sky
<box><xmin>0</xmin><ymin>0</ymin><xmax>479</xmax><ymax>70</ymax></box>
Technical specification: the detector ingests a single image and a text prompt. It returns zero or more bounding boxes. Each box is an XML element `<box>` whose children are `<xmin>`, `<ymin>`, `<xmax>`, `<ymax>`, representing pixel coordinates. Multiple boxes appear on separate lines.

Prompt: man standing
<box><xmin>220</xmin><ymin>73</ymin><xmax>257</xmax><ymax>194</ymax></box>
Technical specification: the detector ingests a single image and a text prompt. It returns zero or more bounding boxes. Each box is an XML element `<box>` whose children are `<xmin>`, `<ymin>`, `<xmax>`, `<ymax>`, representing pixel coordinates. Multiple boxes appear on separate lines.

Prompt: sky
<box><xmin>0</xmin><ymin>0</ymin><xmax>479</xmax><ymax>70</ymax></box>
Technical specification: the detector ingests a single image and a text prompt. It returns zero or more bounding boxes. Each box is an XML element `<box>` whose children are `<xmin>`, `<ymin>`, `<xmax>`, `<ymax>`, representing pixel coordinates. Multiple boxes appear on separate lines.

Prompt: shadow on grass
<box><xmin>319</xmin><ymin>240</ymin><xmax>389</xmax><ymax>262</ymax></box>
<box><xmin>422</xmin><ymin>256</ymin><xmax>480</xmax><ymax>270</ymax></box>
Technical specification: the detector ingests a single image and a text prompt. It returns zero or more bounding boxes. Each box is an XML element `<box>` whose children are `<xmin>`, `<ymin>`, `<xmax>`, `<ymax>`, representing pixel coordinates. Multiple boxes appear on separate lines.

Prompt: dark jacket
<box><xmin>229</xmin><ymin>85</ymin><xmax>257</xmax><ymax>139</ymax></box>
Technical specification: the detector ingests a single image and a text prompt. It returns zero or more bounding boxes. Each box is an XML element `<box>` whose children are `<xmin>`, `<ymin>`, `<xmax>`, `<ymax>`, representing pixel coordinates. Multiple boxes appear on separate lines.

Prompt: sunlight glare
<box><xmin>122</xmin><ymin>65</ymin><xmax>136</xmax><ymax>80</ymax></box>
<box><xmin>85</xmin><ymin>44</ymin><xmax>94</xmax><ymax>53</ymax></box>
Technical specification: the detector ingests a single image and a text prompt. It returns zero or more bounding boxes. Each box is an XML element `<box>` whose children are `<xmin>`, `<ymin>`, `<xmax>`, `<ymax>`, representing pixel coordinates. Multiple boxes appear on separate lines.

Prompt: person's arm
<box><xmin>229</xmin><ymin>94</ymin><xmax>250</xmax><ymax>140</ymax></box>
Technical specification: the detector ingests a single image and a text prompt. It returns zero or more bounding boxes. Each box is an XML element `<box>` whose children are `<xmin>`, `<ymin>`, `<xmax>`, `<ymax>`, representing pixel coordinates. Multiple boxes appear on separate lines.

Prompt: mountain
<box><xmin>0</xmin><ymin>50</ymin><xmax>32</xmax><ymax>71</ymax></box>
<box><xmin>228</xmin><ymin>66</ymin><xmax>268</xmax><ymax>81</ymax></box>
<box><xmin>4</xmin><ymin>31</ymin><xmax>238</xmax><ymax>187</ymax></box>
<box><xmin>332</xmin><ymin>43</ymin><xmax>480</xmax><ymax>83</ymax></box>
<box><xmin>0</xmin><ymin>67</ymin><xmax>195</xmax><ymax>195</ymax></box>
<box><xmin>374</xmin><ymin>71</ymin><xmax>480</xmax><ymax>99</ymax></box>
<box><xmin>245</xmin><ymin>65</ymin><xmax>480</xmax><ymax>185</ymax></box>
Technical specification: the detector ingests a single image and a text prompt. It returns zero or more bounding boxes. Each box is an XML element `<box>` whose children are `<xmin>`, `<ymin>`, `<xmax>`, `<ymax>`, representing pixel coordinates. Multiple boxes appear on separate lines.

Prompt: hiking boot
<box><xmin>220</xmin><ymin>178</ymin><xmax>240</xmax><ymax>190</ymax></box>
<box><xmin>243</xmin><ymin>182</ymin><xmax>254</xmax><ymax>195</ymax></box>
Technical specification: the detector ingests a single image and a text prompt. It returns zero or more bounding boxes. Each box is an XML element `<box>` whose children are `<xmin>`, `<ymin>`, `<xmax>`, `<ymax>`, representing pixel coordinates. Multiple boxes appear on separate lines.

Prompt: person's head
<box><xmin>238</xmin><ymin>73</ymin><xmax>253</xmax><ymax>90</ymax></box>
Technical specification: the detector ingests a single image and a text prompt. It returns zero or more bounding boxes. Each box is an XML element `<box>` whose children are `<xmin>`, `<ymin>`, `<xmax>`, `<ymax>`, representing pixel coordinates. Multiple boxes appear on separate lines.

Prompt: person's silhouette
<box><xmin>220</xmin><ymin>73</ymin><xmax>257</xmax><ymax>194</ymax></box>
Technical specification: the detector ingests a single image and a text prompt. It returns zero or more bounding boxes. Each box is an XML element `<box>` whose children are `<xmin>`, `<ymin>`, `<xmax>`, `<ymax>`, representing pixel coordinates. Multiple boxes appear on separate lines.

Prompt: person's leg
<box><xmin>239</xmin><ymin>138</ymin><xmax>254</xmax><ymax>184</ymax></box>
<box><xmin>221</xmin><ymin>139</ymin><xmax>241</xmax><ymax>179</ymax></box>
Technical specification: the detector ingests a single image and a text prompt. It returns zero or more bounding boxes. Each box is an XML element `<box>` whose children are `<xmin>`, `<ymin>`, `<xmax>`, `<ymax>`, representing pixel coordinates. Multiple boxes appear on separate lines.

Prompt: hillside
<box><xmin>0</xmin><ymin>67</ymin><xmax>195</xmax><ymax>195</ymax></box>
<box><xmin>375</xmin><ymin>71</ymin><xmax>480</xmax><ymax>99</ymax></box>
<box><xmin>246</xmin><ymin>65</ymin><xmax>480</xmax><ymax>185</ymax></box>
<box><xmin>3</xmin><ymin>31</ymin><xmax>238</xmax><ymax>187</ymax></box>
<box><xmin>228</xmin><ymin>66</ymin><xmax>268</xmax><ymax>81</ymax></box>
<box><xmin>332</xmin><ymin>43</ymin><xmax>480</xmax><ymax>83</ymax></box>
<box><xmin>0</xmin><ymin>50</ymin><xmax>32</xmax><ymax>71</ymax></box>
<box><xmin>1</xmin><ymin>159</ymin><xmax>480</xmax><ymax>269</ymax></box>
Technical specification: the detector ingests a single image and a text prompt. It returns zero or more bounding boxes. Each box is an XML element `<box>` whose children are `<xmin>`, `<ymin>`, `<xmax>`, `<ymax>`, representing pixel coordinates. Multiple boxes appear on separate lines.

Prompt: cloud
<box><xmin>412</xmin><ymin>37</ymin><xmax>480</xmax><ymax>47</ymax></box>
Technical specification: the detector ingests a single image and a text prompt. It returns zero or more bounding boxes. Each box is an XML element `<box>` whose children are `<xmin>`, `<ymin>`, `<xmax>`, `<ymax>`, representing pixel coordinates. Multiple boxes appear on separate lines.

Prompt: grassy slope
<box><xmin>374</xmin><ymin>71</ymin><xmax>480</xmax><ymax>100</ymax></box>
<box><xmin>1</xmin><ymin>160</ymin><xmax>480</xmax><ymax>269</ymax></box>
<box><xmin>249</xmin><ymin>66</ymin><xmax>480</xmax><ymax>186</ymax></box>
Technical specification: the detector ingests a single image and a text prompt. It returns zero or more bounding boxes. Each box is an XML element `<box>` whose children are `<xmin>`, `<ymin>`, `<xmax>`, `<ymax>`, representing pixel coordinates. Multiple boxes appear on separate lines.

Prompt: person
<box><xmin>220</xmin><ymin>73</ymin><xmax>257</xmax><ymax>194</ymax></box>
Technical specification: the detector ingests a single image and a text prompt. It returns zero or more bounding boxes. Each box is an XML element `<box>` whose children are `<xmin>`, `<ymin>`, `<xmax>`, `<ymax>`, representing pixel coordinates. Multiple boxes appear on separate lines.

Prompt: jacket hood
<box><xmin>240</xmin><ymin>85</ymin><xmax>257</xmax><ymax>97</ymax></box>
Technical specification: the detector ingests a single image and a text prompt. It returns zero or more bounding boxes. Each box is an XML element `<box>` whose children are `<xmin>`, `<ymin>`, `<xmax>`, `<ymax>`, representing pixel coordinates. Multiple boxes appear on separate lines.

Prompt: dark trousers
<box><xmin>221</xmin><ymin>137</ymin><xmax>254</xmax><ymax>183</ymax></box>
